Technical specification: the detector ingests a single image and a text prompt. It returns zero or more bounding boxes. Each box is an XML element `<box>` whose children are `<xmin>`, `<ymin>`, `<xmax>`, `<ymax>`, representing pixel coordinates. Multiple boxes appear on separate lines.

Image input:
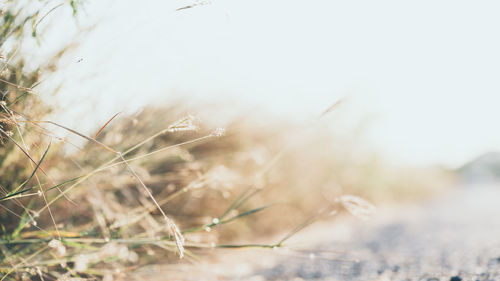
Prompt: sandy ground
<box><xmin>134</xmin><ymin>183</ymin><xmax>500</xmax><ymax>281</ymax></box>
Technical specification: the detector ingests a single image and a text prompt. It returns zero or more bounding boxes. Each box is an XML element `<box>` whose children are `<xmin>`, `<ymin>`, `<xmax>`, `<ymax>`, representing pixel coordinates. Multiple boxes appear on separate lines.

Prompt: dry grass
<box><xmin>0</xmin><ymin>100</ymin><xmax>454</xmax><ymax>280</ymax></box>
<box><xmin>0</xmin><ymin>2</ymin><xmax>454</xmax><ymax>280</ymax></box>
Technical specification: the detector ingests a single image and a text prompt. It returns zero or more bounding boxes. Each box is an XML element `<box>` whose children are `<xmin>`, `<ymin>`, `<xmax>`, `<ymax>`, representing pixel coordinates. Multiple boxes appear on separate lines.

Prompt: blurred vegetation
<box><xmin>0</xmin><ymin>1</ymin><xmax>454</xmax><ymax>280</ymax></box>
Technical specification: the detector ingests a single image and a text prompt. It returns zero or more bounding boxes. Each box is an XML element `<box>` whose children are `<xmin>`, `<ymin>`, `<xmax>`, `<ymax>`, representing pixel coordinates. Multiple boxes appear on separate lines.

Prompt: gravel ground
<box><xmin>135</xmin><ymin>183</ymin><xmax>500</xmax><ymax>280</ymax></box>
<box><xmin>226</xmin><ymin>184</ymin><xmax>500</xmax><ymax>281</ymax></box>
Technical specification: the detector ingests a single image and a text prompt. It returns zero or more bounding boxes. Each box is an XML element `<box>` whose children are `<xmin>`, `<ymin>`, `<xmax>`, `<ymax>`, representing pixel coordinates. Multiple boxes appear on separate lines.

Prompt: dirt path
<box><xmin>135</xmin><ymin>184</ymin><xmax>500</xmax><ymax>280</ymax></box>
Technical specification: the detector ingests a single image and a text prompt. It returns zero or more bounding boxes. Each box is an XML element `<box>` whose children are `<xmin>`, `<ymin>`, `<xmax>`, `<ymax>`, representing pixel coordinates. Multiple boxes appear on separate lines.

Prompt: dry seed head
<box><xmin>167</xmin><ymin>115</ymin><xmax>199</xmax><ymax>133</ymax></box>
<box><xmin>339</xmin><ymin>195</ymin><xmax>376</xmax><ymax>220</ymax></box>
<box><xmin>211</xmin><ymin>127</ymin><xmax>226</xmax><ymax>137</ymax></box>
<box><xmin>166</xmin><ymin>217</ymin><xmax>185</xmax><ymax>259</ymax></box>
<box><xmin>48</xmin><ymin>239</ymin><xmax>66</xmax><ymax>256</ymax></box>
<box><xmin>48</xmin><ymin>240</ymin><xmax>59</xmax><ymax>248</ymax></box>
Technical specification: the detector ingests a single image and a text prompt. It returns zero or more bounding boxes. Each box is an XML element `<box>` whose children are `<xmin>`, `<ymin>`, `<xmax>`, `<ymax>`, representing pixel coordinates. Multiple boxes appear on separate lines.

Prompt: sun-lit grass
<box><xmin>0</xmin><ymin>1</ymin><xmax>454</xmax><ymax>280</ymax></box>
<box><xmin>0</xmin><ymin>101</ymin><xmax>453</xmax><ymax>280</ymax></box>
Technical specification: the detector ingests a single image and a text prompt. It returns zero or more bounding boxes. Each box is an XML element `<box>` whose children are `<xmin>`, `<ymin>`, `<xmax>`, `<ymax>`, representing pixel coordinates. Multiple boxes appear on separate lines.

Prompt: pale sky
<box><xmin>27</xmin><ymin>0</ymin><xmax>500</xmax><ymax>168</ymax></box>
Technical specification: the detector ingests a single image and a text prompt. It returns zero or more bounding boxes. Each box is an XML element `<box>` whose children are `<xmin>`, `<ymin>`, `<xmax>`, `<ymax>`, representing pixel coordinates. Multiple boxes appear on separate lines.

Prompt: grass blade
<box><xmin>11</xmin><ymin>141</ymin><xmax>51</xmax><ymax>194</ymax></box>
<box><xmin>94</xmin><ymin>112</ymin><xmax>120</xmax><ymax>139</ymax></box>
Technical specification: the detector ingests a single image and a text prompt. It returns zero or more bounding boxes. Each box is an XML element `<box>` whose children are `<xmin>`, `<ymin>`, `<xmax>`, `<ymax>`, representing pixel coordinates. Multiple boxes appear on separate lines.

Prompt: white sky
<box><xmin>29</xmin><ymin>0</ymin><xmax>500</xmax><ymax>168</ymax></box>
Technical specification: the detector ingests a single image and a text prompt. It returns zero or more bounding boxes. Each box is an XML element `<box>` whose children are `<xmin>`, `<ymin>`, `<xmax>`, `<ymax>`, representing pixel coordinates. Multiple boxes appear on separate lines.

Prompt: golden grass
<box><xmin>0</xmin><ymin>97</ymin><xmax>455</xmax><ymax>280</ymax></box>
<box><xmin>0</xmin><ymin>2</ymin><xmax>454</xmax><ymax>279</ymax></box>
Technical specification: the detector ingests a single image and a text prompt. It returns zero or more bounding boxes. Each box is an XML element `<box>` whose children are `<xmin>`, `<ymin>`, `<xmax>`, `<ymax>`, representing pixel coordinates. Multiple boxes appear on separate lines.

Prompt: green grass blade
<box><xmin>219</xmin><ymin>204</ymin><xmax>273</xmax><ymax>224</ymax></box>
<box><xmin>46</xmin><ymin>176</ymin><xmax>81</xmax><ymax>192</ymax></box>
<box><xmin>219</xmin><ymin>188</ymin><xmax>261</xmax><ymax>220</ymax></box>
<box><xmin>215</xmin><ymin>244</ymin><xmax>274</xmax><ymax>249</ymax></box>
<box><xmin>11</xmin><ymin>201</ymin><xmax>35</xmax><ymax>239</ymax></box>
<box><xmin>11</xmin><ymin>141</ymin><xmax>51</xmax><ymax>194</ymax></box>
<box><xmin>183</xmin><ymin>204</ymin><xmax>273</xmax><ymax>234</ymax></box>
<box><xmin>0</xmin><ymin>187</ymin><xmax>33</xmax><ymax>201</ymax></box>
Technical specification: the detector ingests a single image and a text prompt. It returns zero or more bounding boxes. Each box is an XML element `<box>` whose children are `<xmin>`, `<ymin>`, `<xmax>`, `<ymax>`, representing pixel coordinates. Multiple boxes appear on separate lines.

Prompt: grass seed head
<box><xmin>339</xmin><ymin>195</ymin><xmax>376</xmax><ymax>220</ymax></box>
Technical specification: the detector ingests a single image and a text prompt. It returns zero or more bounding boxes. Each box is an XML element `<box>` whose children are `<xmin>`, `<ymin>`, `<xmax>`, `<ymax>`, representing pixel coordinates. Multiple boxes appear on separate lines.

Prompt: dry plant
<box><xmin>0</xmin><ymin>2</ymin><xmax>454</xmax><ymax>280</ymax></box>
<box><xmin>0</xmin><ymin>99</ymin><xmax>357</xmax><ymax>280</ymax></box>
